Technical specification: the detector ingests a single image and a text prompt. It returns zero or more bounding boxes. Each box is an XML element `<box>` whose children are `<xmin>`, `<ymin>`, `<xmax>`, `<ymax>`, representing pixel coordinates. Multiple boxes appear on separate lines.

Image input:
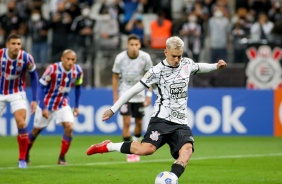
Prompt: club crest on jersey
<box><xmin>45</xmin><ymin>75</ymin><xmax>51</xmax><ymax>81</ymax></box>
<box><xmin>150</xmin><ymin>131</ymin><xmax>160</xmax><ymax>141</ymax></box>
<box><xmin>16</xmin><ymin>66</ymin><xmax>22</xmax><ymax>71</ymax></box>
<box><xmin>28</xmin><ymin>63</ymin><xmax>34</xmax><ymax>70</ymax></box>
<box><xmin>181</xmin><ymin>65</ymin><xmax>189</xmax><ymax>76</ymax></box>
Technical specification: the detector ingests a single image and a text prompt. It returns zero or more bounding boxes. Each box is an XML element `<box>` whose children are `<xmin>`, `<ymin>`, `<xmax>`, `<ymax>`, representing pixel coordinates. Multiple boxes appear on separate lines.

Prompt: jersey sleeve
<box><xmin>140</xmin><ymin>67</ymin><xmax>159</xmax><ymax>88</ymax></box>
<box><xmin>112</xmin><ymin>53</ymin><xmax>122</xmax><ymax>73</ymax></box>
<box><xmin>39</xmin><ymin>65</ymin><xmax>53</xmax><ymax>86</ymax></box>
<box><xmin>27</xmin><ymin>53</ymin><xmax>36</xmax><ymax>72</ymax></box>
<box><xmin>75</xmin><ymin>64</ymin><xmax>83</xmax><ymax>85</ymax></box>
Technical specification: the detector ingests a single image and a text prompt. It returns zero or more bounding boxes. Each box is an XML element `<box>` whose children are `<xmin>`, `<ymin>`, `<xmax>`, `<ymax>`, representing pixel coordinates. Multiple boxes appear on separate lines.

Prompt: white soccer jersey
<box><xmin>140</xmin><ymin>58</ymin><xmax>199</xmax><ymax>125</ymax></box>
<box><xmin>112</xmin><ymin>50</ymin><xmax>153</xmax><ymax>102</ymax></box>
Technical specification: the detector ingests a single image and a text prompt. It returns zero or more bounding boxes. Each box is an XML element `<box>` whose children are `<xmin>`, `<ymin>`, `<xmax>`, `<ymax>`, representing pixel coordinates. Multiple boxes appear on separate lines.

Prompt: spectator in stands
<box><xmin>99</xmin><ymin>0</ymin><xmax>123</xmax><ymax>32</ymax></box>
<box><xmin>192</xmin><ymin>1</ymin><xmax>209</xmax><ymax>49</ymax></box>
<box><xmin>268</xmin><ymin>1</ymin><xmax>282</xmax><ymax>24</ymax></box>
<box><xmin>231</xmin><ymin>7</ymin><xmax>252</xmax><ymax>34</ymax></box>
<box><xmin>31</xmin><ymin>0</ymin><xmax>45</xmax><ymax>11</ymax></box>
<box><xmin>71</xmin><ymin>6</ymin><xmax>95</xmax><ymax>63</ymax></box>
<box><xmin>120</xmin><ymin>0</ymin><xmax>143</xmax><ymax>34</ymax></box>
<box><xmin>231</xmin><ymin>21</ymin><xmax>248</xmax><ymax>63</ymax></box>
<box><xmin>211</xmin><ymin>0</ymin><xmax>231</xmax><ymax>18</ymax></box>
<box><xmin>192</xmin><ymin>1</ymin><xmax>209</xmax><ymax>27</ymax></box>
<box><xmin>150</xmin><ymin>11</ymin><xmax>172</xmax><ymax>49</ymax></box>
<box><xmin>179</xmin><ymin>13</ymin><xmax>202</xmax><ymax>62</ymax></box>
<box><xmin>0</xmin><ymin>0</ymin><xmax>27</xmax><ymax>47</ymax></box>
<box><xmin>208</xmin><ymin>8</ymin><xmax>230</xmax><ymax>62</ymax></box>
<box><xmin>230</xmin><ymin>7</ymin><xmax>253</xmax><ymax>63</ymax></box>
<box><xmin>151</xmin><ymin>0</ymin><xmax>172</xmax><ymax>20</ymax></box>
<box><xmin>50</xmin><ymin>1</ymin><xmax>73</xmax><ymax>61</ymax></box>
<box><xmin>94</xmin><ymin>7</ymin><xmax>120</xmax><ymax>49</ymax></box>
<box><xmin>0</xmin><ymin>0</ymin><xmax>7</xmax><ymax>16</ymax></box>
<box><xmin>28</xmin><ymin>8</ymin><xmax>50</xmax><ymax>64</ymax></box>
<box><xmin>202</xmin><ymin>0</ymin><xmax>215</xmax><ymax>18</ymax></box>
<box><xmin>15</xmin><ymin>0</ymin><xmax>33</xmax><ymax>21</ymax></box>
<box><xmin>79</xmin><ymin>0</ymin><xmax>94</xmax><ymax>7</ymax></box>
<box><xmin>250</xmin><ymin>12</ymin><xmax>274</xmax><ymax>42</ymax></box>
<box><xmin>125</xmin><ymin>13</ymin><xmax>147</xmax><ymax>48</ymax></box>
<box><xmin>65</xmin><ymin>0</ymin><xmax>81</xmax><ymax>21</ymax></box>
<box><xmin>250</xmin><ymin>0</ymin><xmax>272</xmax><ymax>19</ymax></box>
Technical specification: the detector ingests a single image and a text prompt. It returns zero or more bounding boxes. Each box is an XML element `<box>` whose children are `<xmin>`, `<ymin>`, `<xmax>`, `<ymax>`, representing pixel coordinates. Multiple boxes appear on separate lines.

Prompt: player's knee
<box><xmin>137</xmin><ymin>144</ymin><xmax>156</xmax><ymax>155</ymax></box>
<box><xmin>32</xmin><ymin>128</ymin><xmax>43</xmax><ymax>136</ymax></box>
<box><xmin>63</xmin><ymin>122</ymin><xmax>73</xmax><ymax>132</ymax></box>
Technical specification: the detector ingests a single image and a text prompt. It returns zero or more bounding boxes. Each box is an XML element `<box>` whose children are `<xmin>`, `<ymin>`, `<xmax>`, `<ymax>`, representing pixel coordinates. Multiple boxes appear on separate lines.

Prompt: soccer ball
<box><xmin>155</xmin><ymin>171</ymin><xmax>178</xmax><ymax>184</ymax></box>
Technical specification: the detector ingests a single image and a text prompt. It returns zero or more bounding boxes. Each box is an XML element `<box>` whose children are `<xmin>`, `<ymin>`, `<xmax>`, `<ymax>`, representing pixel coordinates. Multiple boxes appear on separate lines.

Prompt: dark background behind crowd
<box><xmin>0</xmin><ymin>0</ymin><xmax>282</xmax><ymax>87</ymax></box>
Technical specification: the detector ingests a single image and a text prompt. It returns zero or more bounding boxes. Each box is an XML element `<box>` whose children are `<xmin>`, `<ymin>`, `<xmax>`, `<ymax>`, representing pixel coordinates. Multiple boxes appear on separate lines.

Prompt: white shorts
<box><xmin>34</xmin><ymin>105</ymin><xmax>74</xmax><ymax>128</ymax></box>
<box><xmin>0</xmin><ymin>92</ymin><xmax>28</xmax><ymax>116</ymax></box>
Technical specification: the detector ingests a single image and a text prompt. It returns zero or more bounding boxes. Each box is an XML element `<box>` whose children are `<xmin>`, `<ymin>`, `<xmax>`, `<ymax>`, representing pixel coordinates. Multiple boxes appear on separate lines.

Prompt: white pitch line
<box><xmin>1</xmin><ymin>152</ymin><xmax>282</xmax><ymax>170</ymax></box>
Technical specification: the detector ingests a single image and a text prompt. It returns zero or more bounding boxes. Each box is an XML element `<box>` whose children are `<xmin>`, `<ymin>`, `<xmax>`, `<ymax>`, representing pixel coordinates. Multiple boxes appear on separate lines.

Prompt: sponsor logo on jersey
<box><xmin>170</xmin><ymin>82</ymin><xmax>187</xmax><ymax>99</ymax></box>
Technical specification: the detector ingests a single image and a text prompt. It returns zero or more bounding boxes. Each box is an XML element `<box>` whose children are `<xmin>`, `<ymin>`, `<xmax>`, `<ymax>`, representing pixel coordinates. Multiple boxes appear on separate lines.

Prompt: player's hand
<box><xmin>42</xmin><ymin>109</ymin><xmax>49</xmax><ymax>119</ymax></box>
<box><xmin>144</xmin><ymin>96</ymin><xmax>151</xmax><ymax>107</ymax></box>
<box><xmin>73</xmin><ymin>108</ymin><xmax>79</xmax><ymax>117</ymax></box>
<box><xmin>102</xmin><ymin>109</ymin><xmax>114</xmax><ymax>121</ymax></box>
<box><xmin>217</xmin><ymin>60</ymin><xmax>227</xmax><ymax>69</ymax></box>
<box><xmin>30</xmin><ymin>101</ymin><xmax>37</xmax><ymax>114</ymax></box>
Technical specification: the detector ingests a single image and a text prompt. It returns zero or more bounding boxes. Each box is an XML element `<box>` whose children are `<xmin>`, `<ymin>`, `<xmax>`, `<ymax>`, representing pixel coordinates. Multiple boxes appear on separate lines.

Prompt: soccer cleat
<box><xmin>18</xmin><ymin>160</ymin><xmax>28</xmax><ymax>168</ymax></box>
<box><xmin>127</xmin><ymin>154</ymin><xmax>140</xmax><ymax>162</ymax></box>
<box><xmin>58</xmin><ymin>156</ymin><xmax>68</xmax><ymax>165</ymax></box>
<box><xmin>86</xmin><ymin>140</ymin><xmax>112</xmax><ymax>155</ymax></box>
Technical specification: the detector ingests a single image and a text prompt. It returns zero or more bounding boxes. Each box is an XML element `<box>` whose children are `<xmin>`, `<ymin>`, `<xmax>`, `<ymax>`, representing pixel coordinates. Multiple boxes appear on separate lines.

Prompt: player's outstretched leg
<box><xmin>86</xmin><ymin>140</ymin><xmax>112</xmax><ymax>155</ymax></box>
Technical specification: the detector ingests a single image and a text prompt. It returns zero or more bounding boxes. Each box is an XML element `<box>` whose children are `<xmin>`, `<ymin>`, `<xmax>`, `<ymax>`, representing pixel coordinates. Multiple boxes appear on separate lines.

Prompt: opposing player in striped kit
<box><xmin>26</xmin><ymin>49</ymin><xmax>83</xmax><ymax>165</ymax></box>
<box><xmin>0</xmin><ymin>34</ymin><xmax>39</xmax><ymax>168</ymax></box>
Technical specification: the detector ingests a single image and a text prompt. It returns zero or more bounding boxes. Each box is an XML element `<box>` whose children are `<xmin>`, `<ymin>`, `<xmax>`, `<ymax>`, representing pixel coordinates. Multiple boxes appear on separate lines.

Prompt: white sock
<box><xmin>107</xmin><ymin>142</ymin><xmax>123</xmax><ymax>152</ymax></box>
<box><xmin>132</xmin><ymin>136</ymin><xmax>141</xmax><ymax>142</ymax></box>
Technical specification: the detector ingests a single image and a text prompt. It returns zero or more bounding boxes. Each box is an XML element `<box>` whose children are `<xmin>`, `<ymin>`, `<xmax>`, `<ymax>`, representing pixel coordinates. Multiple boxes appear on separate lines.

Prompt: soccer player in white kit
<box><xmin>112</xmin><ymin>34</ymin><xmax>153</xmax><ymax>162</ymax></box>
<box><xmin>87</xmin><ymin>36</ymin><xmax>227</xmax><ymax>179</ymax></box>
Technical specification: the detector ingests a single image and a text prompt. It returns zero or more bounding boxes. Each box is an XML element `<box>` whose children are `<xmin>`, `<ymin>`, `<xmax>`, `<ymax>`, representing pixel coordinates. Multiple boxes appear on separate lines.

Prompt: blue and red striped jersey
<box><xmin>39</xmin><ymin>62</ymin><xmax>83</xmax><ymax>111</ymax></box>
<box><xmin>0</xmin><ymin>48</ymin><xmax>36</xmax><ymax>95</ymax></box>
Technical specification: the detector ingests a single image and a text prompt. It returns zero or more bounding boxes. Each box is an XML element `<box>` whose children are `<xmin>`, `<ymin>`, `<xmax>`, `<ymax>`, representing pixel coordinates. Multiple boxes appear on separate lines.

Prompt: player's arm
<box><xmin>73</xmin><ymin>76</ymin><xmax>83</xmax><ymax>117</ymax></box>
<box><xmin>196</xmin><ymin>60</ymin><xmax>227</xmax><ymax>73</ymax></box>
<box><xmin>103</xmin><ymin>82</ymin><xmax>146</xmax><ymax>121</ymax></box>
<box><xmin>144</xmin><ymin>86</ymin><xmax>153</xmax><ymax>107</ymax></box>
<box><xmin>29</xmin><ymin>70</ymin><xmax>39</xmax><ymax>114</ymax></box>
<box><xmin>38</xmin><ymin>82</ymin><xmax>50</xmax><ymax>119</ymax></box>
<box><xmin>112</xmin><ymin>73</ymin><xmax>119</xmax><ymax>103</ymax></box>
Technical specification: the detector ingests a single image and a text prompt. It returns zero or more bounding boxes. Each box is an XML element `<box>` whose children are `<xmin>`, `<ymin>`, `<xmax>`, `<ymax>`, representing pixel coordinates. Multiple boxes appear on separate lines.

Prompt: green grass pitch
<box><xmin>0</xmin><ymin>136</ymin><xmax>282</xmax><ymax>184</ymax></box>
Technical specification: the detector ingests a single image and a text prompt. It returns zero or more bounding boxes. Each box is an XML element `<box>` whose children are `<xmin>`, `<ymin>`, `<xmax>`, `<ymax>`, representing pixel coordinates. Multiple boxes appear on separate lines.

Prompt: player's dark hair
<box><xmin>127</xmin><ymin>34</ymin><xmax>140</xmax><ymax>43</ymax></box>
<box><xmin>6</xmin><ymin>34</ymin><xmax>21</xmax><ymax>42</ymax></box>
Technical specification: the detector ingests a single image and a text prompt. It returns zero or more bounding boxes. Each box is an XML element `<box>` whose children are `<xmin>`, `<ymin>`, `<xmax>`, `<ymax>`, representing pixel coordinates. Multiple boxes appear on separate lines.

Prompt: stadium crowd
<box><xmin>0</xmin><ymin>0</ymin><xmax>281</xmax><ymax>64</ymax></box>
